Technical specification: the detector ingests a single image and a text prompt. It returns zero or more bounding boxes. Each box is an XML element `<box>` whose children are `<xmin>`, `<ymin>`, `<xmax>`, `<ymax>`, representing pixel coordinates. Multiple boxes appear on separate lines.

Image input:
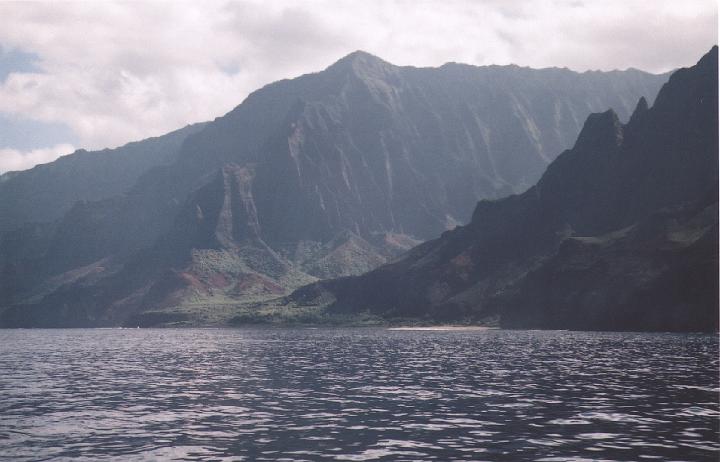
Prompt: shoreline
<box><xmin>387</xmin><ymin>326</ymin><xmax>498</xmax><ymax>331</ymax></box>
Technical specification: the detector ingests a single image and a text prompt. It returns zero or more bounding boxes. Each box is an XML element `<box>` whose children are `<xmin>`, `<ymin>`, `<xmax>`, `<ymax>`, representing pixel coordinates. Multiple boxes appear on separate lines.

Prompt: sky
<box><xmin>0</xmin><ymin>0</ymin><xmax>716</xmax><ymax>173</ymax></box>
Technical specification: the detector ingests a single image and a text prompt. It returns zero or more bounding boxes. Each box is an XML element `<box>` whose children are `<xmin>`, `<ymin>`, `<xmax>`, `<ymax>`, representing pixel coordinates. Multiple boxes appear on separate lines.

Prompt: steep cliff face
<box><xmin>34</xmin><ymin>52</ymin><xmax>667</xmax><ymax>266</ymax></box>
<box><xmin>231</xmin><ymin>52</ymin><xmax>670</xmax><ymax>243</ymax></box>
<box><xmin>291</xmin><ymin>47</ymin><xmax>718</xmax><ymax>332</ymax></box>
<box><xmin>0</xmin><ymin>51</ymin><xmax>670</xmax><ymax>326</ymax></box>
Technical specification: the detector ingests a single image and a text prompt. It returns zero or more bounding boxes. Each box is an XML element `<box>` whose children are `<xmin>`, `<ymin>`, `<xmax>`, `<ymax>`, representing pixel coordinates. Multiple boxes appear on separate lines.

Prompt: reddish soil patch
<box><xmin>232</xmin><ymin>273</ymin><xmax>285</xmax><ymax>295</ymax></box>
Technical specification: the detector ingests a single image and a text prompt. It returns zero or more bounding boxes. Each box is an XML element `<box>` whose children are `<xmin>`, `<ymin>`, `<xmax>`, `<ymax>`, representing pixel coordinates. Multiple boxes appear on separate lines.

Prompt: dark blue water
<box><xmin>0</xmin><ymin>328</ymin><xmax>717</xmax><ymax>461</ymax></box>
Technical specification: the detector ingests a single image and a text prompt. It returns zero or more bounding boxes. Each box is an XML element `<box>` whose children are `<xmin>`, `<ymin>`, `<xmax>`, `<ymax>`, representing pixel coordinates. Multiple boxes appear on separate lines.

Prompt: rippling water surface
<box><xmin>0</xmin><ymin>328</ymin><xmax>718</xmax><ymax>461</ymax></box>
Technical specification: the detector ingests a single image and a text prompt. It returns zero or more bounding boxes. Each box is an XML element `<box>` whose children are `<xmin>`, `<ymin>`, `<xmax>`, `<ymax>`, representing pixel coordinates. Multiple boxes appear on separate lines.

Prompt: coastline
<box><xmin>387</xmin><ymin>326</ymin><xmax>498</xmax><ymax>331</ymax></box>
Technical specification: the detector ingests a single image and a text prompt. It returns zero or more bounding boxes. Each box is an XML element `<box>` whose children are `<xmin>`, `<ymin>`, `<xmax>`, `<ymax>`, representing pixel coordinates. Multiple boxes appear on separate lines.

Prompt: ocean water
<box><xmin>0</xmin><ymin>328</ymin><xmax>717</xmax><ymax>461</ymax></box>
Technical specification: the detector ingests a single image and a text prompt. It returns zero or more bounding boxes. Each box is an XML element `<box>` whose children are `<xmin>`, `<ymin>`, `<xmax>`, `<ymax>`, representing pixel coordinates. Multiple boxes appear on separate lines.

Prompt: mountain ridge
<box><xmin>0</xmin><ymin>122</ymin><xmax>207</xmax><ymax>236</ymax></box>
<box><xmin>0</xmin><ymin>50</ymin><xmax>672</xmax><ymax>327</ymax></box>
<box><xmin>281</xmin><ymin>46</ymin><xmax>718</xmax><ymax>332</ymax></box>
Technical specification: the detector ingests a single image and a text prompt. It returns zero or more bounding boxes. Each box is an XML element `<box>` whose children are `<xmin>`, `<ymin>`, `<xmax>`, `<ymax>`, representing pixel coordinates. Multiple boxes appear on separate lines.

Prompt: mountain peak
<box><xmin>327</xmin><ymin>50</ymin><xmax>393</xmax><ymax>75</ymax></box>
<box><xmin>336</xmin><ymin>50</ymin><xmax>385</xmax><ymax>63</ymax></box>
<box><xmin>573</xmin><ymin>109</ymin><xmax>622</xmax><ymax>151</ymax></box>
<box><xmin>634</xmin><ymin>96</ymin><xmax>649</xmax><ymax>113</ymax></box>
<box><xmin>628</xmin><ymin>96</ymin><xmax>649</xmax><ymax>125</ymax></box>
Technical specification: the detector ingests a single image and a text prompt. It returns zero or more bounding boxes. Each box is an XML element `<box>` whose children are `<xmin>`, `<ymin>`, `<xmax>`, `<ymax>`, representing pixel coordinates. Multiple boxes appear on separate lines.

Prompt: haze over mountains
<box><xmin>0</xmin><ymin>50</ymin><xmax>684</xmax><ymax>327</ymax></box>
<box><xmin>0</xmin><ymin>123</ymin><xmax>206</xmax><ymax>235</ymax></box>
<box><xmin>290</xmin><ymin>47</ymin><xmax>718</xmax><ymax>332</ymax></box>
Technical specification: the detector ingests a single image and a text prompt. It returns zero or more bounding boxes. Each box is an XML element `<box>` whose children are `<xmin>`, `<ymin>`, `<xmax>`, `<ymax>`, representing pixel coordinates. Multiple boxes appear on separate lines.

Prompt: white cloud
<box><xmin>0</xmin><ymin>0</ymin><xmax>716</xmax><ymax>170</ymax></box>
<box><xmin>0</xmin><ymin>143</ymin><xmax>74</xmax><ymax>173</ymax></box>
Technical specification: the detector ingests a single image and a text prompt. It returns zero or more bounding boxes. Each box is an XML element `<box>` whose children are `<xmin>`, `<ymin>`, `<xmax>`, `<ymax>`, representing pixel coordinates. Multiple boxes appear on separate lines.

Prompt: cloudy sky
<box><xmin>0</xmin><ymin>0</ymin><xmax>716</xmax><ymax>173</ymax></box>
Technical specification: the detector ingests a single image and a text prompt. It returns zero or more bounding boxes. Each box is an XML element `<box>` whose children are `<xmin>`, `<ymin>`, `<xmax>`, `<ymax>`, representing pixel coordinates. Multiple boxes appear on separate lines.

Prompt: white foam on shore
<box><xmin>387</xmin><ymin>326</ymin><xmax>496</xmax><ymax>331</ymax></box>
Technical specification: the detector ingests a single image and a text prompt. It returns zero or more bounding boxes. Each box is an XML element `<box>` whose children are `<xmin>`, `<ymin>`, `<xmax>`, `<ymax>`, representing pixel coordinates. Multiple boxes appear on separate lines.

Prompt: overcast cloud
<box><xmin>0</xmin><ymin>0</ymin><xmax>716</xmax><ymax>172</ymax></box>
